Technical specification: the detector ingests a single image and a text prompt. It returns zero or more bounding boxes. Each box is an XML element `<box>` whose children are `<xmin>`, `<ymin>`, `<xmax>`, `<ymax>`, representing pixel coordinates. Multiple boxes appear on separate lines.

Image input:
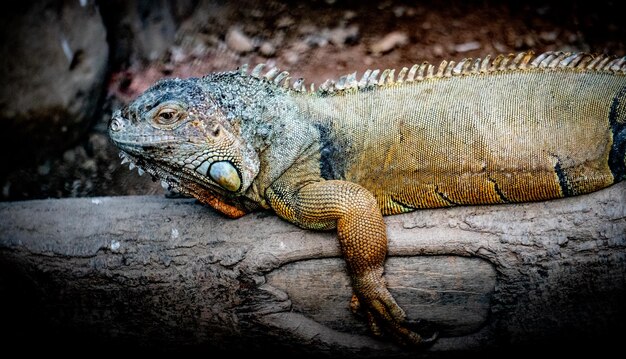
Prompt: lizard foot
<box><xmin>351</xmin><ymin>293</ymin><xmax>439</xmax><ymax>346</ymax></box>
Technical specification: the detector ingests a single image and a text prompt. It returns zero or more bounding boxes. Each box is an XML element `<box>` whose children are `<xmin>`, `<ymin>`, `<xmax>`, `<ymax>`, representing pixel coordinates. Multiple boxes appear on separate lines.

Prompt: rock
<box><xmin>168</xmin><ymin>46</ymin><xmax>188</xmax><ymax>64</ymax></box>
<box><xmin>259</xmin><ymin>42</ymin><xmax>276</xmax><ymax>57</ymax></box>
<box><xmin>432</xmin><ymin>44</ymin><xmax>445</xmax><ymax>57</ymax></box>
<box><xmin>98</xmin><ymin>0</ymin><xmax>178</xmax><ymax>66</ymax></box>
<box><xmin>37</xmin><ymin>161</ymin><xmax>51</xmax><ymax>176</ymax></box>
<box><xmin>328</xmin><ymin>25</ymin><xmax>360</xmax><ymax>47</ymax></box>
<box><xmin>523</xmin><ymin>34</ymin><xmax>536</xmax><ymax>48</ymax></box>
<box><xmin>369</xmin><ymin>31</ymin><xmax>409</xmax><ymax>55</ymax></box>
<box><xmin>493</xmin><ymin>41</ymin><xmax>508</xmax><ymax>53</ymax></box>
<box><xmin>540</xmin><ymin>31</ymin><xmax>559</xmax><ymax>42</ymax></box>
<box><xmin>276</xmin><ymin>16</ymin><xmax>295</xmax><ymax>28</ymax></box>
<box><xmin>343</xmin><ymin>10</ymin><xmax>357</xmax><ymax>21</ymax></box>
<box><xmin>226</xmin><ymin>27</ymin><xmax>255</xmax><ymax>54</ymax></box>
<box><xmin>0</xmin><ymin>0</ymin><xmax>109</xmax><ymax>171</ymax></box>
<box><xmin>284</xmin><ymin>50</ymin><xmax>300</xmax><ymax>65</ymax></box>
<box><xmin>454</xmin><ymin>41</ymin><xmax>481</xmax><ymax>53</ymax></box>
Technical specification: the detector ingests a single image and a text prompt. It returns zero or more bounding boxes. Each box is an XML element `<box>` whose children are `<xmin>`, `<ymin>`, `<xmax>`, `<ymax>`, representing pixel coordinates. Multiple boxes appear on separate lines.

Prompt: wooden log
<box><xmin>0</xmin><ymin>181</ymin><xmax>625</xmax><ymax>356</ymax></box>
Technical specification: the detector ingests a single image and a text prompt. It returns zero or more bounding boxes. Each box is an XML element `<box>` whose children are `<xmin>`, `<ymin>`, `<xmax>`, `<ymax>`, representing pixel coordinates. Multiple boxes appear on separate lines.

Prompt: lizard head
<box><xmin>108</xmin><ymin>77</ymin><xmax>259</xmax><ymax>199</ymax></box>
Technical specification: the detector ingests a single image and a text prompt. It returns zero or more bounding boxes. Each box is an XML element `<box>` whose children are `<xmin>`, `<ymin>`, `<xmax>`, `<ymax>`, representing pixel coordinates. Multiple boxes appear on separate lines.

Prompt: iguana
<box><xmin>108</xmin><ymin>50</ymin><xmax>626</xmax><ymax>346</ymax></box>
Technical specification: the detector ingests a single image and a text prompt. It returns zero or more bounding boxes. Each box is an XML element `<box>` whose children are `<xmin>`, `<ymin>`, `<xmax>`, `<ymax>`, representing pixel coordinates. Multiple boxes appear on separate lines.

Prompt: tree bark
<box><xmin>1</xmin><ymin>182</ymin><xmax>625</xmax><ymax>357</ymax></box>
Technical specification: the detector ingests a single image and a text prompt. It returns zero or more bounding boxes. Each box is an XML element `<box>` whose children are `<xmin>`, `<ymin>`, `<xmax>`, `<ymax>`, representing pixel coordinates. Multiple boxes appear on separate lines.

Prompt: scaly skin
<box><xmin>109</xmin><ymin>51</ymin><xmax>626</xmax><ymax>346</ymax></box>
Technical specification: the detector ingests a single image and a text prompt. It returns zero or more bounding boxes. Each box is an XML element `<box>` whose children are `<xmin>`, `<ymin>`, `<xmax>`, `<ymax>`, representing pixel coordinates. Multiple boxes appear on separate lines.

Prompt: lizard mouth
<box><xmin>118</xmin><ymin>151</ymin><xmax>237</xmax><ymax>195</ymax></box>
<box><xmin>118</xmin><ymin>151</ymin><xmax>176</xmax><ymax>192</ymax></box>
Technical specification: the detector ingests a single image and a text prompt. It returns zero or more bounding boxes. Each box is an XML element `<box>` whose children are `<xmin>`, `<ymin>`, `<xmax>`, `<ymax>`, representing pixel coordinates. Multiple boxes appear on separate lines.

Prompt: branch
<box><xmin>1</xmin><ymin>182</ymin><xmax>625</xmax><ymax>356</ymax></box>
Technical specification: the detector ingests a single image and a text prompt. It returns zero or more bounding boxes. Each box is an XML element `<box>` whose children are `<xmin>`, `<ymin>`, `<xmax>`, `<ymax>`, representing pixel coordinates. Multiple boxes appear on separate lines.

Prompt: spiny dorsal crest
<box><xmin>238</xmin><ymin>51</ymin><xmax>626</xmax><ymax>96</ymax></box>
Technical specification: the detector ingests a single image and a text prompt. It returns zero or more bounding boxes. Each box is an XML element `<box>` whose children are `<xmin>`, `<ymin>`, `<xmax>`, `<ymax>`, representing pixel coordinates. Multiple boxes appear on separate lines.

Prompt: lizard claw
<box><xmin>350</xmin><ymin>283</ymin><xmax>439</xmax><ymax>347</ymax></box>
<box><xmin>421</xmin><ymin>330</ymin><xmax>439</xmax><ymax>344</ymax></box>
<box><xmin>384</xmin><ymin>316</ymin><xmax>439</xmax><ymax>347</ymax></box>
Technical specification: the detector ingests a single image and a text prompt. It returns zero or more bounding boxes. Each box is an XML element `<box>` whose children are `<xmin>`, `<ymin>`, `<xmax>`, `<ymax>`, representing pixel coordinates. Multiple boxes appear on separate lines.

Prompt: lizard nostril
<box><xmin>110</xmin><ymin>118</ymin><xmax>124</xmax><ymax>132</ymax></box>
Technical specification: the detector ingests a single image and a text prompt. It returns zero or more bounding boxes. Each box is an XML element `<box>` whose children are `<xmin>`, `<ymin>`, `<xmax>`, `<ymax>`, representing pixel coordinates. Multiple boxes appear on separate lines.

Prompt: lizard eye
<box><xmin>156</xmin><ymin>108</ymin><xmax>179</xmax><ymax>124</ymax></box>
<box><xmin>151</xmin><ymin>105</ymin><xmax>187</xmax><ymax>129</ymax></box>
<box><xmin>159</xmin><ymin>110</ymin><xmax>174</xmax><ymax>121</ymax></box>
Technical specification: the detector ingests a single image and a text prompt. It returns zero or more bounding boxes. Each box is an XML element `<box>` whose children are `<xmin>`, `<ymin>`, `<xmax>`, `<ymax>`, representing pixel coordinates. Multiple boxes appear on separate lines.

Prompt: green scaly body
<box><xmin>299</xmin><ymin>64</ymin><xmax>625</xmax><ymax>213</ymax></box>
<box><xmin>109</xmin><ymin>51</ymin><xmax>626</xmax><ymax>346</ymax></box>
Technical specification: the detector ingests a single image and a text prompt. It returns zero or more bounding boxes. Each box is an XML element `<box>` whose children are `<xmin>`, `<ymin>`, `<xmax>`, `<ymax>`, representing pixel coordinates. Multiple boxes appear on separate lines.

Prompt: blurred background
<box><xmin>1</xmin><ymin>0</ymin><xmax>624</xmax><ymax>202</ymax></box>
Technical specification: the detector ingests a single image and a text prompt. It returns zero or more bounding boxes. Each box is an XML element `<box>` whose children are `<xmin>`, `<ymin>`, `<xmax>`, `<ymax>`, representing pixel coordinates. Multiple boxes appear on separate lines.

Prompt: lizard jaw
<box><xmin>118</xmin><ymin>151</ymin><xmax>174</xmax><ymax>191</ymax></box>
<box><xmin>118</xmin><ymin>150</ymin><xmax>239</xmax><ymax>196</ymax></box>
<box><xmin>118</xmin><ymin>150</ymin><xmax>248</xmax><ymax>217</ymax></box>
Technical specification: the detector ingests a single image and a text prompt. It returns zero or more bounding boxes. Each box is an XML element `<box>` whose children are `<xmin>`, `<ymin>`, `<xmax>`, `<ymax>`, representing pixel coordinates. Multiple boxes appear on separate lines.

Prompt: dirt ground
<box><xmin>2</xmin><ymin>0</ymin><xmax>624</xmax><ymax>201</ymax></box>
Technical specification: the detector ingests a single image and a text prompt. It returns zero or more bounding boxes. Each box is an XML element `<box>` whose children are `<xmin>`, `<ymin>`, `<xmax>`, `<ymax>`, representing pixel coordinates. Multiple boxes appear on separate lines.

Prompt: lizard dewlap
<box><xmin>108</xmin><ymin>51</ymin><xmax>626</xmax><ymax>346</ymax></box>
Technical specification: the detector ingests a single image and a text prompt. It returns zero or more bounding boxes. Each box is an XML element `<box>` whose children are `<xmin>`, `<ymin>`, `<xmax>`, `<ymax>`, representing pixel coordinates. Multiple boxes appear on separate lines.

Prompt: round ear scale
<box><xmin>209</xmin><ymin>161</ymin><xmax>241</xmax><ymax>192</ymax></box>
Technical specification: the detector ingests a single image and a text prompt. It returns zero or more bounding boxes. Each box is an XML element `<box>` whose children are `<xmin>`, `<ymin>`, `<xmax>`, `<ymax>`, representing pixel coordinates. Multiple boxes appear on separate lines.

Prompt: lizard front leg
<box><xmin>266</xmin><ymin>179</ymin><xmax>437</xmax><ymax>346</ymax></box>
